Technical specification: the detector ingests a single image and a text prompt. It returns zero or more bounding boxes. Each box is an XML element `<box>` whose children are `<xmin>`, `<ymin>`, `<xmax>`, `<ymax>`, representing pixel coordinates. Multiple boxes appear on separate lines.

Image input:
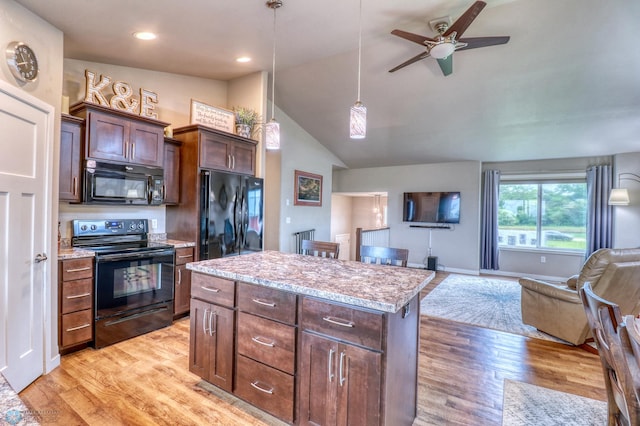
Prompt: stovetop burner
<box><xmin>71</xmin><ymin>219</ymin><xmax>172</xmax><ymax>255</ymax></box>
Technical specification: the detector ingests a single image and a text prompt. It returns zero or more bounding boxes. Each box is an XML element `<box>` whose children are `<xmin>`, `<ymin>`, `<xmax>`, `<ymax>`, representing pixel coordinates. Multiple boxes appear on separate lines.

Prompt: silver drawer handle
<box><xmin>66</xmin><ymin>266</ymin><xmax>91</xmax><ymax>273</ymax></box>
<box><xmin>66</xmin><ymin>323</ymin><xmax>90</xmax><ymax>332</ymax></box>
<box><xmin>250</xmin><ymin>381</ymin><xmax>274</xmax><ymax>394</ymax></box>
<box><xmin>66</xmin><ymin>292</ymin><xmax>91</xmax><ymax>299</ymax></box>
<box><xmin>252</xmin><ymin>298</ymin><xmax>276</xmax><ymax>307</ymax></box>
<box><xmin>322</xmin><ymin>316</ymin><xmax>355</xmax><ymax>328</ymax></box>
<box><xmin>251</xmin><ymin>336</ymin><xmax>275</xmax><ymax>347</ymax></box>
<box><xmin>178</xmin><ymin>254</ymin><xmax>193</xmax><ymax>259</ymax></box>
<box><xmin>201</xmin><ymin>286</ymin><xmax>220</xmax><ymax>293</ymax></box>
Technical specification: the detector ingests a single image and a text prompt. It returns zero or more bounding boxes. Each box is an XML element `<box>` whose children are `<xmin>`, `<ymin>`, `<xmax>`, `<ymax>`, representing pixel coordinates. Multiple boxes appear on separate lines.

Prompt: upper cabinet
<box><xmin>59</xmin><ymin>114</ymin><xmax>84</xmax><ymax>202</ymax></box>
<box><xmin>163</xmin><ymin>137</ymin><xmax>182</xmax><ymax>205</ymax></box>
<box><xmin>174</xmin><ymin>125</ymin><xmax>257</xmax><ymax>176</ymax></box>
<box><xmin>70</xmin><ymin>102</ymin><xmax>169</xmax><ymax>168</ymax></box>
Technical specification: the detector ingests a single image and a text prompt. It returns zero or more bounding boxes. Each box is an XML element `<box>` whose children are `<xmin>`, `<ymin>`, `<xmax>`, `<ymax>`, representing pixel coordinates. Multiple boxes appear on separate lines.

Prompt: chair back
<box><xmin>360</xmin><ymin>245</ymin><xmax>409</xmax><ymax>267</ymax></box>
<box><xmin>301</xmin><ymin>240</ymin><xmax>340</xmax><ymax>259</ymax></box>
<box><xmin>580</xmin><ymin>282</ymin><xmax>640</xmax><ymax>425</ymax></box>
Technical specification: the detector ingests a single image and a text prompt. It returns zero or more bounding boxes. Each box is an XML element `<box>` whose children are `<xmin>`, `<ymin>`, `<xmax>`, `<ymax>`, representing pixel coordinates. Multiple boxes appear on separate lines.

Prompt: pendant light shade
<box><xmin>349</xmin><ymin>0</ymin><xmax>366</xmax><ymax>139</ymax></box>
<box><xmin>608</xmin><ymin>188</ymin><xmax>630</xmax><ymax>206</ymax></box>
<box><xmin>266</xmin><ymin>0</ymin><xmax>282</xmax><ymax>150</ymax></box>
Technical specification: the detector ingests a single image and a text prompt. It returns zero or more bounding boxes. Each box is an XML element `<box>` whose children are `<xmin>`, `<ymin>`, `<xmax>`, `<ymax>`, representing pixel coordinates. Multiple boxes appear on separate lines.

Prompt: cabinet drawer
<box><xmin>60</xmin><ymin>310</ymin><xmax>92</xmax><ymax>348</ymax></box>
<box><xmin>60</xmin><ymin>278</ymin><xmax>92</xmax><ymax>314</ymax></box>
<box><xmin>60</xmin><ymin>258</ymin><xmax>93</xmax><ymax>281</ymax></box>
<box><xmin>301</xmin><ymin>297</ymin><xmax>384</xmax><ymax>351</ymax></box>
<box><xmin>191</xmin><ymin>273</ymin><xmax>235</xmax><ymax>307</ymax></box>
<box><xmin>237</xmin><ymin>312</ymin><xmax>295</xmax><ymax>374</ymax></box>
<box><xmin>237</xmin><ymin>282</ymin><xmax>296</xmax><ymax>324</ymax></box>
<box><xmin>234</xmin><ymin>355</ymin><xmax>294</xmax><ymax>422</ymax></box>
<box><xmin>175</xmin><ymin>247</ymin><xmax>194</xmax><ymax>265</ymax></box>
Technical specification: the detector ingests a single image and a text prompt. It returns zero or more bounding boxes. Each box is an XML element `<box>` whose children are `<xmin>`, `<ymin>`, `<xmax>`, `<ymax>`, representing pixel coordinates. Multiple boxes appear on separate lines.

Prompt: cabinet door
<box><xmin>189</xmin><ymin>299</ymin><xmax>235</xmax><ymax>391</ymax></box>
<box><xmin>230</xmin><ymin>141</ymin><xmax>255</xmax><ymax>175</ymax></box>
<box><xmin>163</xmin><ymin>141</ymin><xmax>180</xmax><ymax>204</ymax></box>
<box><xmin>299</xmin><ymin>332</ymin><xmax>338</xmax><ymax>426</ymax></box>
<box><xmin>87</xmin><ymin>111</ymin><xmax>129</xmax><ymax>163</ymax></box>
<box><xmin>173</xmin><ymin>264</ymin><xmax>191</xmax><ymax>315</ymax></box>
<box><xmin>130</xmin><ymin>121</ymin><xmax>164</xmax><ymax>167</ymax></box>
<box><xmin>336</xmin><ymin>344</ymin><xmax>382</xmax><ymax>426</ymax></box>
<box><xmin>59</xmin><ymin>119</ymin><xmax>82</xmax><ymax>201</ymax></box>
<box><xmin>200</xmin><ymin>131</ymin><xmax>231</xmax><ymax>171</ymax></box>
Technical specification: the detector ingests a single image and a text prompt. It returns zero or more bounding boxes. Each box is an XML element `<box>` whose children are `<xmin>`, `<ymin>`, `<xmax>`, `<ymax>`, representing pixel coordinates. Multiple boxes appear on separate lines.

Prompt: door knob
<box><xmin>34</xmin><ymin>253</ymin><xmax>48</xmax><ymax>263</ymax></box>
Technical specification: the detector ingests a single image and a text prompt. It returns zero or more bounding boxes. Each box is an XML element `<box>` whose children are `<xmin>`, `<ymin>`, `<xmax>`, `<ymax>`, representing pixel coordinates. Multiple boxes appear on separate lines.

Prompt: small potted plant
<box><xmin>233</xmin><ymin>106</ymin><xmax>261</xmax><ymax>139</ymax></box>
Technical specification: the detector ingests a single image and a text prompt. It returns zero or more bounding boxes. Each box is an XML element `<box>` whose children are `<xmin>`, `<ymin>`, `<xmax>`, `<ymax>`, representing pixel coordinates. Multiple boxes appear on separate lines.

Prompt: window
<box><xmin>498</xmin><ymin>181</ymin><xmax>587</xmax><ymax>251</ymax></box>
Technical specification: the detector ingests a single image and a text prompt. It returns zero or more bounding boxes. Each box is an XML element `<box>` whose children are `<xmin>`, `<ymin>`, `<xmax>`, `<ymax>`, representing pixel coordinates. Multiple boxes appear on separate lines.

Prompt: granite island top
<box><xmin>187</xmin><ymin>250</ymin><xmax>434</xmax><ymax>313</ymax></box>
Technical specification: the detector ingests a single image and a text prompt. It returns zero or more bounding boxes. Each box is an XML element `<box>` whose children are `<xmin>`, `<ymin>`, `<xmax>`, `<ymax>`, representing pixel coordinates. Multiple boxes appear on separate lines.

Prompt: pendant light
<box><xmin>349</xmin><ymin>0</ymin><xmax>366</xmax><ymax>139</ymax></box>
<box><xmin>265</xmin><ymin>0</ymin><xmax>282</xmax><ymax>150</ymax></box>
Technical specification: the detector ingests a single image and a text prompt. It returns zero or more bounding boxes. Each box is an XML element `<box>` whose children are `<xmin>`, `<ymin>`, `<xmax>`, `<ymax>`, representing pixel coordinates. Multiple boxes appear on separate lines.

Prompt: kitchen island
<box><xmin>186</xmin><ymin>250</ymin><xmax>433</xmax><ymax>425</ymax></box>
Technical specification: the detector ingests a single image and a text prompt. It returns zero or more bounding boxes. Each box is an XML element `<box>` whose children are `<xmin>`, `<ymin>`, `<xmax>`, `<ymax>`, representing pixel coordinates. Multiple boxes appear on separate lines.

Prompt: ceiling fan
<box><xmin>388</xmin><ymin>0</ymin><xmax>510</xmax><ymax>76</ymax></box>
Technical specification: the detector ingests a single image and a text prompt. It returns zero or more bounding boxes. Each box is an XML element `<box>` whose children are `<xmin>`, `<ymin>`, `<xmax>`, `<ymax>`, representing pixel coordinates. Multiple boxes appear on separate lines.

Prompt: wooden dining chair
<box><xmin>359</xmin><ymin>245</ymin><xmax>409</xmax><ymax>267</ymax></box>
<box><xmin>580</xmin><ymin>282</ymin><xmax>640</xmax><ymax>426</ymax></box>
<box><xmin>300</xmin><ymin>240</ymin><xmax>340</xmax><ymax>259</ymax></box>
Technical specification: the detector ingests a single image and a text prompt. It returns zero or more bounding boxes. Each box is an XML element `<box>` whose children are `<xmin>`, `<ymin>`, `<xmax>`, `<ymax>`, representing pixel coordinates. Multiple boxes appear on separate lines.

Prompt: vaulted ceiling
<box><xmin>16</xmin><ymin>0</ymin><xmax>640</xmax><ymax>168</ymax></box>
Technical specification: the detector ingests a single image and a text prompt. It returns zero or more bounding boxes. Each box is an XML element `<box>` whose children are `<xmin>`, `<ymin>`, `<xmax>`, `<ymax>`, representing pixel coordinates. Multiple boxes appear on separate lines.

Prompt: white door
<box><xmin>0</xmin><ymin>80</ymin><xmax>53</xmax><ymax>392</ymax></box>
<box><xmin>335</xmin><ymin>233</ymin><xmax>351</xmax><ymax>261</ymax></box>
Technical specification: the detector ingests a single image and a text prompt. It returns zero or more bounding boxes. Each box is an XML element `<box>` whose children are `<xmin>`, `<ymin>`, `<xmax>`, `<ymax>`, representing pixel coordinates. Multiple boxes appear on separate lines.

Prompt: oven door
<box><xmin>95</xmin><ymin>248</ymin><xmax>174</xmax><ymax>317</ymax></box>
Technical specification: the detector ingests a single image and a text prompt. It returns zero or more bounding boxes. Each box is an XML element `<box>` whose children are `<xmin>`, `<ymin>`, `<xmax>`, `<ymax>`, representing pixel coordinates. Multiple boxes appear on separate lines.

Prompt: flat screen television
<box><xmin>403</xmin><ymin>191</ymin><xmax>461</xmax><ymax>224</ymax></box>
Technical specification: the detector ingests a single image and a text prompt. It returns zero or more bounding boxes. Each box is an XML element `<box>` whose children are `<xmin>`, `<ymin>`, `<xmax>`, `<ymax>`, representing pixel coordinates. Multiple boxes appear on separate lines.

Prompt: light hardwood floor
<box><xmin>20</xmin><ymin>273</ymin><xmax>605</xmax><ymax>425</ymax></box>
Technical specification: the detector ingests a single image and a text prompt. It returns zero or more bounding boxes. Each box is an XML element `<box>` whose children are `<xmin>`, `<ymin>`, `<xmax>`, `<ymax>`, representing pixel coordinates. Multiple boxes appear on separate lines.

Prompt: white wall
<box><xmin>330</xmin><ymin>194</ymin><xmax>353</xmax><ymax>257</ymax></box>
<box><xmin>613</xmin><ymin>152</ymin><xmax>640</xmax><ymax>248</ymax></box>
<box><xmin>333</xmin><ymin>161</ymin><xmax>481</xmax><ymax>273</ymax></box>
<box><xmin>273</xmin><ymin>105</ymin><xmax>346</xmax><ymax>252</ymax></box>
<box><xmin>1</xmin><ymin>0</ymin><xmax>64</xmax><ymax>375</ymax></box>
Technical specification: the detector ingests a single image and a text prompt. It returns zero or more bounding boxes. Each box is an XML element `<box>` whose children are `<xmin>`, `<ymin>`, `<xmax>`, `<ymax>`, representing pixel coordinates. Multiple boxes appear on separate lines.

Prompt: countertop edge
<box><xmin>187</xmin><ymin>263</ymin><xmax>432</xmax><ymax>313</ymax></box>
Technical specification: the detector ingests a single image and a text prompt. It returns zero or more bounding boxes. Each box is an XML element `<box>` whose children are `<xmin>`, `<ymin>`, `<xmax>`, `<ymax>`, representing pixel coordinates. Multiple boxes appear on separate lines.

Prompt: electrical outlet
<box><xmin>540</xmin><ymin>256</ymin><xmax>546</xmax><ymax>263</ymax></box>
<box><xmin>151</xmin><ymin>219</ymin><xmax>158</xmax><ymax>229</ymax></box>
<box><xmin>285</xmin><ymin>217</ymin><xmax>291</xmax><ymax>224</ymax></box>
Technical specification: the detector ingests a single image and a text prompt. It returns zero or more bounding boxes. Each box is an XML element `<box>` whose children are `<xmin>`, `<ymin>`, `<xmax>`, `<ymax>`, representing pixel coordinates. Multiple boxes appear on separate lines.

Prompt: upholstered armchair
<box><xmin>519</xmin><ymin>248</ymin><xmax>640</xmax><ymax>345</ymax></box>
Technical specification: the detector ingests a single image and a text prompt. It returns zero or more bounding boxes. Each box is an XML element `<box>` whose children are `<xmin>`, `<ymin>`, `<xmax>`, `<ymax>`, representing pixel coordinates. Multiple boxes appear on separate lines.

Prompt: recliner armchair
<box><xmin>519</xmin><ymin>248</ymin><xmax>640</xmax><ymax>345</ymax></box>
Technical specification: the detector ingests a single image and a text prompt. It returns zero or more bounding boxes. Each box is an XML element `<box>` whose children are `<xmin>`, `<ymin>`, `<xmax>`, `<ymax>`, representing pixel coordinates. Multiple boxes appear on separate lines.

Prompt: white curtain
<box><xmin>586</xmin><ymin>165</ymin><xmax>613</xmax><ymax>256</ymax></box>
<box><xmin>481</xmin><ymin>169</ymin><xmax>500</xmax><ymax>269</ymax></box>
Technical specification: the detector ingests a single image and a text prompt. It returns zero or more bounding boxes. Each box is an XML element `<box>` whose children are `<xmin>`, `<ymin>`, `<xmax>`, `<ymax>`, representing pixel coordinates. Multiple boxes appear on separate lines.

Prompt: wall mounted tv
<box><xmin>403</xmin><ymin>192</ymin><xmax>461</xmax><ymax>224</ymax></box>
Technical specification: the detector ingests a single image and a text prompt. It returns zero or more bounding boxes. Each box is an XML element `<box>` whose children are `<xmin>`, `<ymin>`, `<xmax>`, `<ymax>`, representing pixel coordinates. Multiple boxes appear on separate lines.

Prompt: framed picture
<box><xmin>189</xmin><ymin>99</ymin><xmax>235</xmax><ymax>133</ymax></box>
<box><xmin>294</xmin><ymin>170</ymin><xmax>323</xmax><ymax>206</ymax></box>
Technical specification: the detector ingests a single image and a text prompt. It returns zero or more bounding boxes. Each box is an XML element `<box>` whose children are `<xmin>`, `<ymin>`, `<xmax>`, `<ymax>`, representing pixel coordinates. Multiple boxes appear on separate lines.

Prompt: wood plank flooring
<box><xmin>19</xmin><ymin>273</ymin><xmax>605</xmax><ymax>425</ymax></box>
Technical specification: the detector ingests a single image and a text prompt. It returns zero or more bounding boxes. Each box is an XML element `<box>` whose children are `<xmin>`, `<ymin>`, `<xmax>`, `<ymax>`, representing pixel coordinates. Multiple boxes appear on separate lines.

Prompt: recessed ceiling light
<box><xmin>133</xmin><ymin>32</ymin><xmax>157</xmax><ymax>41</ymax></box>
<box><xmin>236</xmin><ymin>57</ymin><xmax>252</xmax><ymax>63</ymax></box>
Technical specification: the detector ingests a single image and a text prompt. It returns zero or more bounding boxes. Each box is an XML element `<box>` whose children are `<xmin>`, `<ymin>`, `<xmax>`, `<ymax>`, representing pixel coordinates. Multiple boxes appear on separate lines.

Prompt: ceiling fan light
<box><xmin>350</xmin><ymin>101</ymin><xmax>367</xmax><ymax>139</ymax></box>
<box><xmin>265</xmin><ymin>118</ymin><xmax>280</xmax><ymax>150</ymax></box>
<box><xmin>430</xmin><ymin>42</ymin><xmax>455</xmax><ymax>59</ymax></box>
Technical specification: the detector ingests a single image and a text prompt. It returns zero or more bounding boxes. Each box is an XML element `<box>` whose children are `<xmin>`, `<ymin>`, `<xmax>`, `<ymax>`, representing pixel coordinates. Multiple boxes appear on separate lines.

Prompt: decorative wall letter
<box><xmin>110</xmin><ymin>81</ymin><xmax>139</xmax><ymax>113</ymax></box>
<box><xmin>84</xmin><ymin>70</ymin><xmax>111</xmax><ymax>106</ymax></box>
<box><xmin>139</xmin><ymin>89</ymin><xmax>158</xmax><ymax>119</ymax></box>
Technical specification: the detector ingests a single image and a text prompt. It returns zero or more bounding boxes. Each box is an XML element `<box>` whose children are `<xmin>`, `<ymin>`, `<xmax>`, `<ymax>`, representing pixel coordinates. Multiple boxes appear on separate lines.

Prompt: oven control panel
<box><xmin>73</xmin><ymin>219</ymin><xmax>148</xmax><ymax>237</ymax></box>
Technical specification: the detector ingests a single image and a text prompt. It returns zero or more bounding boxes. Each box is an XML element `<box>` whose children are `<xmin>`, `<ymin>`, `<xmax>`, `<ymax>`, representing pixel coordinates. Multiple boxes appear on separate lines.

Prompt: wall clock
<box><xmin>6</xmin><ymin>41</ymin><xmax>39</xmax><ymax>83</ymax></box>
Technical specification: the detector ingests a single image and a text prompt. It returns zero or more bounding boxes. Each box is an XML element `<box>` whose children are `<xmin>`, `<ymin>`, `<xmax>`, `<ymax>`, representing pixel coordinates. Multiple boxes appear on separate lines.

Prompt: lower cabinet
<box><xmin>189</xmin><ymin>298</ymin><xmax>234</xmax><ymax>391</ymax></box>
<box><xmin>58</xmin><ymin>257</ymin><xmax>94</xmax><ymax>351</ymax></box>
<box><xmin>298</xmin><ymin>331</ymin><xmax>382</xmax><ymax>426</ymax></box>
<box><xmin>173</xmin><ymin>246</ymin><xmax>194</xmax><ymax>317</ymax></box>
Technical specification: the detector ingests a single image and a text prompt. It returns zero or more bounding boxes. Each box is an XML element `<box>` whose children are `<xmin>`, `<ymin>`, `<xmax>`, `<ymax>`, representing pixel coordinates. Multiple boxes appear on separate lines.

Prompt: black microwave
<box><xmin>83</xmin><ymin>160</ymin><xmax>164</xmax><ymax>205</ymax></box>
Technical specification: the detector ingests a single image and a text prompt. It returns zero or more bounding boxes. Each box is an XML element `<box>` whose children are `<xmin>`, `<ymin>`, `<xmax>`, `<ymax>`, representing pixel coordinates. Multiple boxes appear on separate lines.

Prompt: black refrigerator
<box><xmin>199</xmin><ymin>170</ymin><xmax>264</xmax><ymax>260</ymax></box>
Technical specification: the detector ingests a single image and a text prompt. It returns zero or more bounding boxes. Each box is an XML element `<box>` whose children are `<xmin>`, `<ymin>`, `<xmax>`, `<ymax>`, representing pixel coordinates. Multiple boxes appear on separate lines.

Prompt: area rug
<box><xmin>502</xmin><ymin>379</ymin><xmax>606</xmax><ymax>425</ymax></box>
<box><xmin>420</xmin><ymin>274</ymin><xmax>565</xmax><ymax>343</ymax></box>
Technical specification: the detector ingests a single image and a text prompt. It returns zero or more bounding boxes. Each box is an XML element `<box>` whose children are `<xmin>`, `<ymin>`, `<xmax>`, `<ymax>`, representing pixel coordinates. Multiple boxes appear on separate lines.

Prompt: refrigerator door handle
<box><xmin>200</xmin><ymin>171</ymin><xmax>211</xmax><ymax>260</ymax></box>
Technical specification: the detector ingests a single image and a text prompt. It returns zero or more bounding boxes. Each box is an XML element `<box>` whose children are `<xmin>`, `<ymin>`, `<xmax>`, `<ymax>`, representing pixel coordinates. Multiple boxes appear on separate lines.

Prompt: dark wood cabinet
<box><xmin>173</xmin><ymin>246</ymin><xmax>194</xmax><ymax>317</ymax></box>
<box><xmin>163</xmin><ymin>138</ymin><xmax>181</xmax><ymax>205</ymax></box>
<box><xmin>70</xmin><ymin>102</ymin><xmax>168</xmax><ymax>168</ymax></box>
<box><xmin>299</xmin><ymin>332</ymin><xmax>381</xmax><ymax>426</ymax></box>
<box><xmin>58</xmin><ymin>257</ymin><xmax>94</xmax><ymax>351</ymax></box>
<box><xmin>59</xmin><ymin>114</ymin><xmax>84</xmax><ymax>202</ymax></box>
<box><xmin>189</xmin><ymin>273</ymin><xmax>235</xmax><ymax>392</ymax></box>
<box><xmin>199</xmin><ymin>128</ymin><xmax>256</xmax><ymax>175</ymax></box>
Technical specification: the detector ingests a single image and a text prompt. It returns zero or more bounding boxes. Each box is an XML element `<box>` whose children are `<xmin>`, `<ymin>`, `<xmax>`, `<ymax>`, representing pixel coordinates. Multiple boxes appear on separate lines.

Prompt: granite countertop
<box><xmin>58</xmin><ymin>239</ymin><xmax>195</xmax><ymax>260</ymax></box>
<box><xmin>158</xmin><ymin>239</ymin><xmax>196</xmax><ymax>248</ymax></box>
<box><xmin>187</xmin><ymin>250</ymin><xmax>434</xmax><ymax>313</ymax></box>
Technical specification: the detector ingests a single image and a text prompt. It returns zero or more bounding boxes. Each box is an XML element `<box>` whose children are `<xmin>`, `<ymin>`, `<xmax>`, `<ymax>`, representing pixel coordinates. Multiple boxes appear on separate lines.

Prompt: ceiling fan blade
<box><xmin>436</xmin><ymin>56</ymin><xmax>453</xmax><ymax>76</ymax></box>
<box><xmin>391</xmin><ymin>29</ymin><xmax>436</xmax><ymax>46</ymax></box>
<box><xmin>443</xmin><ymin>1</ymin><xmax>486</xmax><ymax>38</ymax></box>
<box><xmin>389</xmin><ymin>52</ymin><xmax>430</xmax><ymax>73</ymax></box>
<box><xmin>456</xmin><ymin>36</ymin><xmax>510</xmax><ymax>51</ymax></box>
